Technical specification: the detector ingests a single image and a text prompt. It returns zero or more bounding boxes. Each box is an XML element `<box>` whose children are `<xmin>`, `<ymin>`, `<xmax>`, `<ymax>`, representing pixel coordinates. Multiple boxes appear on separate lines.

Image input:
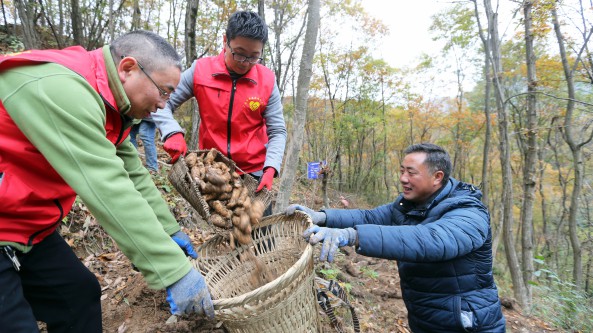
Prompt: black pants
<box><xmin>0</xmin><ymin>231</ymin><xmax>102</xmax><ymax>333</ymax></box>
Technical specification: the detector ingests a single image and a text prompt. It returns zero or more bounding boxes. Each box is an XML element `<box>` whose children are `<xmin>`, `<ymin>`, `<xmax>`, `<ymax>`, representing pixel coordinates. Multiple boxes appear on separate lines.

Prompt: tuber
<box><xmin>185</xmin><ymin>152</ymin><xmax>198</xmax><ymax>168</ymax></box>
<box><xmin>248</xmin><ymin>199</ymin><xmax>266</xmax><ymax>226</ymax></box>
<box><xmin>232</xmin><ymin>228</ymin><xmax>251</xmax><ymax>245</ymax></box>
<box><xmin>204</xmin><ymin>167</ymin><xmax>231</xmax><ymax>186</ymax></box>
<box><xmin>204</xmin><ymin>149</ymin><xmax>217</xmax><ymax>165</ymax></box>
<box><xmin>209</xmin><ymin>214</ymin><xmax>228</xmax><ymax>228</ymax></box>
<box><xmin>211</xmin><ymin>200</ymin><xmax>232</xmax><ymax>218</ymax></box>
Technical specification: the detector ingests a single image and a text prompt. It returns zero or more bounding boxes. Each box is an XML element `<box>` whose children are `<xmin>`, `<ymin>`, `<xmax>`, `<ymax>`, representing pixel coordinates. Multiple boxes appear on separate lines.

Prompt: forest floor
<box><xmin>48</xmin><ymin>144</ymin><xmax>566</xmax><ymax>333</ymax></box>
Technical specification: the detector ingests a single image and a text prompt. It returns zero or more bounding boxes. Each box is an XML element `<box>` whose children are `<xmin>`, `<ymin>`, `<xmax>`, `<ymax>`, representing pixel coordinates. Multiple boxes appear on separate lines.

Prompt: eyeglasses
<box><xmin>227</xmin><ymin>44</ymin><xmax>263</xmax><ymax>64</ymax></box>
<box><xmin>122</xmin><ymin>55</ymin><xmax>170</xmax><ymax>98</ymax></box>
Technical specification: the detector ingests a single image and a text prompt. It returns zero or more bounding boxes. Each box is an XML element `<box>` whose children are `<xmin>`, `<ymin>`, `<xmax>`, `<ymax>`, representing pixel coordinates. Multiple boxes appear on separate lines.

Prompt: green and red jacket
<box><xmin>0</xmin><ymin>46</ymin><xmax>191</xmax><ymax>289</ymax></box>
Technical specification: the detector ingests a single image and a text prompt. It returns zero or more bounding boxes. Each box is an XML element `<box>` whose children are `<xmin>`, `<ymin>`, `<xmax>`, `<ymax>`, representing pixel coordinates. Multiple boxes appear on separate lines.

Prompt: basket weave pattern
<box><xmin>168</xmin><ymin>149</ymin><xmax>272</xmax><ymax>225</ymax></box>
<box><xmin>194</xmin><ymin>212</ymin><xmax>319</xmax><ymax>333</ymax></box>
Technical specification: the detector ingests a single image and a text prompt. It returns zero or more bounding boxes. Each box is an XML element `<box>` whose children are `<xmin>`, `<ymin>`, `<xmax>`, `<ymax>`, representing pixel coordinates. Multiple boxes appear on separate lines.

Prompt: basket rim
<box><xmin>211</xmin><ymin>243</ymin><xmax>313</xmax><ymax>311</ymax></box>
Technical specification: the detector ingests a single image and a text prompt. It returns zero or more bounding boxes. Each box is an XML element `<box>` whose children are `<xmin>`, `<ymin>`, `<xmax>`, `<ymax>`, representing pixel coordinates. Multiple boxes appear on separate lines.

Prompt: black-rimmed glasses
<box><xmin>227</xmin><ymin>44</ymin><xmax>263</xmax><ymax>64</ymax></box>
<box><xmin>122</xmin><ymin>55</ymin><xmax>170</xmax><ymax>98</ymax></box>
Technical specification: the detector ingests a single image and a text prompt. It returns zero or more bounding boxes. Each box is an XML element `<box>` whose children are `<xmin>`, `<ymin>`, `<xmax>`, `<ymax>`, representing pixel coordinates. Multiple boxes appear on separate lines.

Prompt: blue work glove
<box><xmin>303</xmin><ymin>226</ymin><xmax>357</xmax><ymax>262</ymax></box>
<box><xmin>166</xmin><ymin>268</ymin><xmax>214</xmax><ymax>319</ymax></box>
<box><xmin>171</xmin><ymin>231</ymin><xmax>198</xmax><ymax>259</ymax></box>
<box><xmin>285</xmin><ymin>204</ymin><xmax>326</xmax><ymax>225</ymax></box>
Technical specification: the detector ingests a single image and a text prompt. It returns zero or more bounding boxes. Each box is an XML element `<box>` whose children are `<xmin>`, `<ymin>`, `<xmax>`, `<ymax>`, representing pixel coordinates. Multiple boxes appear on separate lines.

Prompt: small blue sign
<box><xmin>307</xmin><ymin>161</ymin><xmax>326</xmax><ymax>179</ymax></box>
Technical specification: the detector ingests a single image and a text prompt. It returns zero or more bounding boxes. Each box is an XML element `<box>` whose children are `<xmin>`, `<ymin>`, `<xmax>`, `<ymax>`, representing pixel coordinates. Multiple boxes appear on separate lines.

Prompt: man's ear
<box><xmin>117</xmin><ymin>56</ymin><xmax>137</xmax><ymax>82</ymax></box>
<box><xmin>433</xmin><ymin>170</ymin><xmax>444</xmax><ymax>185</ymax></box>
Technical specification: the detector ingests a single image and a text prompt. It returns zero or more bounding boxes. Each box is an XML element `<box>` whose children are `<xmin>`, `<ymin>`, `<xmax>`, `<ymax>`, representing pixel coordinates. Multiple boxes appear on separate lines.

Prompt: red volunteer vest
<box><xmin>194</xmin><ymin>52</ymin><xmax>275</xmax><ymax>173</ymax></box>
<box><xmin>0</xmin><ymin>47</ymin><xmax>130</xmax><ymax>245</ymax></box>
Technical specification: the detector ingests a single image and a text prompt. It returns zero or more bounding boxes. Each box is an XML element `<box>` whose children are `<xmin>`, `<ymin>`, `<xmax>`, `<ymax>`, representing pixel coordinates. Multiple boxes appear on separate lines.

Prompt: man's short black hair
<box><xmin>226</xmin><ymin>11</ymin><xmax>268</xmax><ymax>45</ymax></box>
<box><xmin>403</xmin><ymin>143</ymin><xmax>452</xmax><ymax>184</ymax></box>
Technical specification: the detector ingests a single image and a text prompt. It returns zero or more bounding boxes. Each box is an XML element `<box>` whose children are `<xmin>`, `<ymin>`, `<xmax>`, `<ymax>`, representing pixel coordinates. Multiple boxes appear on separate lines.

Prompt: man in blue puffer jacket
<box><xmin>286</xmin><ymin>143</ymin><xmax>505</xmax><ymax>332</ymax></box>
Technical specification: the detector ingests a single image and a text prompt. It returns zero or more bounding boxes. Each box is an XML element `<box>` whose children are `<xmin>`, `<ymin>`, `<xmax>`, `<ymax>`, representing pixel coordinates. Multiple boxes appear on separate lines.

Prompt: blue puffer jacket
<box><xmin>324</xmin><ymin>178</ymin><xmax>505</xmax><ymax>333</ymax></box>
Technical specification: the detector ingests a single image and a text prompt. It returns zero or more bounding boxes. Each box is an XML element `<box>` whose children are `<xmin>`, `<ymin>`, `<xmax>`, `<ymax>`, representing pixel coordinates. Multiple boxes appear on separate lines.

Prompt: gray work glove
<box><xmin>303</xmin><ymin>226</ymin><xmax>357</xmax><ymax>262</ymax></box>
<box><xmin>166</xmin><ymin>268</ymin><xmax>214</xmax><ymax>319</ymax></box>
<box><xmin>285</xmin><ymin>204</ymin><xmax>326</xmax><ymax>225</ymax></box>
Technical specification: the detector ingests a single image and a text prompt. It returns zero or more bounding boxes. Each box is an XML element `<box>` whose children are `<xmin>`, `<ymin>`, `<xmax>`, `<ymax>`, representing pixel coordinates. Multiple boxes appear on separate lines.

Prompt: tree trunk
<box><xmin>258</xmin><ymin>0</ymin><xmax>265</xmax><ymax>20</ymax></box>
<box><xmin>552</xmin><ymin>1</ymin><xmax>591</xmax><ymax>288</ymax></box>
<box><xmin>70</xmin><ymin>0</ymin><xmax>82</xmax><ymax>45</ymax></box>
<box><xmin>519</xmin><ymin>0</ymin><xmax>537</xmax><ymax>307</ymax></box>
<box><xmin>37</xmin><ymin>0</ymin><xmax>64</xmax><ymax>48</ymax></box>
<box><xmin>131</xmin><ymin>0</ymin><xmax>140</xmax><ymax>30</ymax></box>
<box><xmin>189</xmin><ymin>98</ymin><xmax>200</xmax><ymax>150</ymax></box>
<box><xmin>14</xmin><ymin>0</ymin><xmax>40</xmax><ymax>49</ymax></box>
<box><xmin>274</xmin><ymin>0</ymin><xmax>320</xmax><ymax>212</ymax></box>
<box><xmin>472</xmin><ymin>0</ymin><xmax>492</xmax><ymax>217</ymax></box>
<box><xmin>483</xmin><ymin>0</ymin><xmax>528</xmax><ymax>308</ymax></box>
<box><xmin>1</xmin><ymin>0</ymin><xmax>8</xmax><ymax>30</ymax></box>
<box><xmin>107</xmin><ymin>0</ymin><xmax>115</xmax><ymax>41</ymax></box>
<box><xmin>184</xmin><ymin>0</ymin><xmax>198</xmax><ymax>67</ymax></box>
<box><xmin>381</xmin><ymin>76</ymin><xmax>390</xmax><ymax>200</ymax></box>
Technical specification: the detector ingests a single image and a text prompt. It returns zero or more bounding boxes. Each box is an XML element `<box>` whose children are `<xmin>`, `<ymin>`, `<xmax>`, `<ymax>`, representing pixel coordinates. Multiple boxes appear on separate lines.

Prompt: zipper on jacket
<box><xmin>101</xmin><ymin>95</ymin><xmax>127</xmax><ymax>145</ymax></box>
<box><xmin>226</xmin><ymin>80</ymin><xmax>238</xmax><ymax>159</ymax></box>
<box><xmin>27</xmin><ymin>199</ymin><xmax>63</xmax><ymax>246</ymax></box>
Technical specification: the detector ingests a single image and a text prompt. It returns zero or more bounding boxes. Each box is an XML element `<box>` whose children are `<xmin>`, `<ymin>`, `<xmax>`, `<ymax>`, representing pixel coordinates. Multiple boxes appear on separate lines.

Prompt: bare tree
<box><xmin>268</xmin><ymin>0</ymin><xmax>307</xmax><ymax>96</ymax></box>
<box><xmin>107</xmin><ymin>0</ymin><xmax>115</xmax><ymax>41</ymax></box>
<box><xmin>14</xmin><ymin>0</ymin><xmax>40</xmax><ymax>48</ymax></box>
<box><xmin>275</xmin><ymin>0</ymin><xmax>320</xmax><ymax>212</ymax></box>
<box><xmin>1</xmin><ymin>0</ymin><xmax>8</xmax><ymax>30</ymax></box>
<box><xmin>184</xmin><ymin>0</ymin><xmax>199</xmax><ymax>150</ymax></box>
<box><xmin>552</xmin><ymin>0</ymin><xmax>593</xmax><ymax>288</ymax></box>
<box><xmin>184</xmin><ymin>0</ymin><xmax>198</xmax><ymax>66</ymax></box>
<box><xmin>518</xmin><ymin>0</ymin><xmax>537</xmax><ymax>307</ymax></box>
<box><xmin>70</xmin><ymin>0</ymin><xmax>82</xmax><ymax>45</ymax></box>
<box><xmin>471</xmin><ymin>0</ymin><xmax>492</xmax><ymax>205</ymax></box>
<box><xmin>131</xmin><ymin>0</ymin><xmax>140</xmax><ymax>30</ymax></box>
<box><xmin>483</xmin><ymin>0</ymin><xmax>528</xmax><ymax>308</ymax></box>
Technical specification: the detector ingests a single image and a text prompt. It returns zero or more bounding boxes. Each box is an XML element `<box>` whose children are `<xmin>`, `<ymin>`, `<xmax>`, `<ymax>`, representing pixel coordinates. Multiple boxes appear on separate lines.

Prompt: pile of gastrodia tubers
<box><xmin>185</xmin><ymin>149</ymin><xmax>266</xmax><ymax>246</ymax></box>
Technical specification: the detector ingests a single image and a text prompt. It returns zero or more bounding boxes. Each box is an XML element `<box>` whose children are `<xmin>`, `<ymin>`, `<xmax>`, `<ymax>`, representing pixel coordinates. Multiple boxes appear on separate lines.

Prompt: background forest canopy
<box><xmin>3</xmin><ymin>0</ymin><xmax>593</xmax><ymax>329</ymax></box>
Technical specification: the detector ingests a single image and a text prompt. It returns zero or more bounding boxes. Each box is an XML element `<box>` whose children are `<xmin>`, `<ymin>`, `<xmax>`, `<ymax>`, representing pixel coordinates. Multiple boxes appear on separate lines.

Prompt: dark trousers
<box><xmin>0</xmin><ymin>231</ymin><xmax>102</xmax><ymax>333</ymax></box>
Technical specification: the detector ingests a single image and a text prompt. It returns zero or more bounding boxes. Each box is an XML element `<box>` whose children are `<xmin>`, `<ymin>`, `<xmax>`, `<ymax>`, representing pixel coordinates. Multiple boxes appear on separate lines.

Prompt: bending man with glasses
<box><xmin>0</xmin><ymin>30</ymin><xmax>214</xmax><ymax>332</ymax></box>
<box><xmin>153</xmin><ymin>10</ymin><xmax>287</xmax><ymax>200</ymax></box>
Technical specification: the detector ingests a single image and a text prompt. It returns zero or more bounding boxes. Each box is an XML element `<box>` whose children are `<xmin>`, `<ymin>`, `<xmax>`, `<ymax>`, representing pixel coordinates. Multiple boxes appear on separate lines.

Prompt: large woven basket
<box><xmin>168</xmin><ymin>149</ymin><xmax>272</xmax><ymax>225</ymax></box>
<box><xmin>194</xmin><ymin>212</ymin><xmax>319</xmax><ymax>333</ymax></box>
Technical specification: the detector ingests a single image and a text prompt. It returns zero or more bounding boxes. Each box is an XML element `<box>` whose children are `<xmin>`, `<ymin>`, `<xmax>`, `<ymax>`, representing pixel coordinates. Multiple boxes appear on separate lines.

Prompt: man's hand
<box><xmin>163</xmin><ymin>133</ymin><xmax>187</xmax><ymax>163</ymax></box>
<box><xmin>171</xmin><ymin>231</ymin><xmax>197</xmax><ymax>259</ymax></box>
<box><xmin>285</xmin><ymin>204</ymin><xmax>326</xmax><ymax>225</ymax></box>
<box><xmin>166</xmin><ymin>268</ymin><xmax>214</xmax><ymax>319</ymax></box>
<box><xmin>256</xmin><ymin>168</ymin><xmax>275</xmax><ymax>192</ymax></box>
<box><xmin>303</xmin><ymin>226</ymin><xmax>357</xmax><ymax>262</ymax></box>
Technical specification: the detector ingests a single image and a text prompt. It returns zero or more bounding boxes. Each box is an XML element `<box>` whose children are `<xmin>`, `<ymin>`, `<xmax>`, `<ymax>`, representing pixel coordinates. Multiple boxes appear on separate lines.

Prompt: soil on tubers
<box><xmin>184</xmin><ymin>149</ymin><xmax>267</xmax><ymax>246</ymax></box>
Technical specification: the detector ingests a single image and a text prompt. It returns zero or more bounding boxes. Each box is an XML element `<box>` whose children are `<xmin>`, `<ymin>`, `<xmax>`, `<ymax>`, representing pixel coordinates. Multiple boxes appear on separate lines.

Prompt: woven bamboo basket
<box><xmin>194</xmin><ymin>212</ymin><xmax>319</xmax><ymax>333</ymax></box>
<box><xmin>168</xmin><ymin>149</ymin><xmax>272</xmax><ymax>225</ymax></box>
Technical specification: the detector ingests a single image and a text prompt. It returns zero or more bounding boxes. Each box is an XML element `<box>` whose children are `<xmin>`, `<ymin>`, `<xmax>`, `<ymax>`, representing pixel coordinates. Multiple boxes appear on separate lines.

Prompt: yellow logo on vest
<box><xmin>245</xmin><ymin>97</ymin><xmax>263</xmax><ymax>112</ymax></box>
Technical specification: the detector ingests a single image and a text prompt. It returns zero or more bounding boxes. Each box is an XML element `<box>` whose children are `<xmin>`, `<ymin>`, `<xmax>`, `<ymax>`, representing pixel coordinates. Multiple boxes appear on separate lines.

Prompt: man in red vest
<box><xmin>152</xmin><ymin>11</ymin><xmax>287</xmax><ymax>198</ymax></box>
<box><xmin>0</xmin><ymin>31</ymin><xmax>213</xmax><ymax>332</ymax></box>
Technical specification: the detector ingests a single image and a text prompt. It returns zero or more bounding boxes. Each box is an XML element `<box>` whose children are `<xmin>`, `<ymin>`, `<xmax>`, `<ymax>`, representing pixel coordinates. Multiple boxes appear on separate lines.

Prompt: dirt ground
<box><xmin>54</xmin><ymin>148</ymin><xmax>564</xmax><ymax>333</ymax></box>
